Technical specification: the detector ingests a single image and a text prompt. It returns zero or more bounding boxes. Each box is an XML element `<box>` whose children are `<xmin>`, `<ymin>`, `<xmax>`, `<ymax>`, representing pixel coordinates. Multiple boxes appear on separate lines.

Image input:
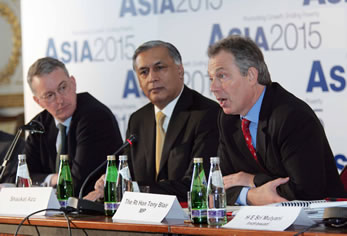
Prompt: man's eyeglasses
<box><xmin>39</xmin><ymin>81</ymin><xmax>71</xmax><ymax>103</ymax></box>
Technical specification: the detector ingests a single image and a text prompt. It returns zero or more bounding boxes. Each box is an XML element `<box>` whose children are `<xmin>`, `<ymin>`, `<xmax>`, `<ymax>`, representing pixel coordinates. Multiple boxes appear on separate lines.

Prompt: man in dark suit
<box><xmin>85</xmin><ymin>41</ymin><xmax>219</xmax><ymax>202</ymax></box>
<box><xmin>25</xmin><ymin>57</ymin><xmax>123</xmax><ymax>196</ymax></box>
<box><xmin>0</xmin><ymin>130</ymin><xmax>25</xmax><ymax>183</ymax></box>
<box><xmin>207</xmin><ymin>35</ymin><xmax>345</xmax><ymax>205</ymax></box>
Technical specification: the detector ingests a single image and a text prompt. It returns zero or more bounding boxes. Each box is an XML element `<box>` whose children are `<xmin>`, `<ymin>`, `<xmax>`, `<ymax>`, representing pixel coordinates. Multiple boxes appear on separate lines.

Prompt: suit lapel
<box><xmin>46</xmin><ymin>120</ymin><xmax>59</xmax><ymax>171</ymax></box>
<box><xmin>145</xmin><ymin>106</ymin><xmax>156</xmax><ymax>179</ymax></box>
<box><xmin>158</xmin><ymin>86</ymin><xmax>191</xmax><ymax>175</ymax></box>
<box><xmin>231</xmin><ymin>117</ymin><xmax>260</xmax><ymax>169</ymax></box>
<box><xmin>256</xmin><ymin>83</ymin><xmax>274</xmax><ymax>168</ymax></box>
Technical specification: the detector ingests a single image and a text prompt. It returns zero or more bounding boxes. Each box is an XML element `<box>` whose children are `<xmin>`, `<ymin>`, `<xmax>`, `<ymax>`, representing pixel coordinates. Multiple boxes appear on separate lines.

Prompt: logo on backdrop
<box><xmin>45</xmin><ymin>36</ymin><xmax>136</xmax><ymax>64</ymax></box>
<box><xmin>307</xmin><ymin>61</ymin><xmax>346</xmax><ymax>92</ymax></box>
<box><xmin>119</xmin><ymin>0</ymin><xmax>223</xmax><ymax>17</ymax></box>
<box><xmin>303</xmin><ymin>0</ymin><xmax>347</xmax><ymax>6</ymax></box>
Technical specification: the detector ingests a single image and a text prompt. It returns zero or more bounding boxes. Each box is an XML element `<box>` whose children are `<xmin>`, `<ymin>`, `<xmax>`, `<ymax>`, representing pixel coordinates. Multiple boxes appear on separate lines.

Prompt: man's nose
<box><xmin>148</xmin><ymin>69</ymin><xmax>159</xmax><ymax>82</ymax></box>
<box><xmin>210</xmin><ymin>78</ymin><xmax>220</xmax><ymax>93</ymax></box>
<box><xmin>55</xmin><ymin>92</ymin><xmax>64</xmax><ymax>104</ymax></box>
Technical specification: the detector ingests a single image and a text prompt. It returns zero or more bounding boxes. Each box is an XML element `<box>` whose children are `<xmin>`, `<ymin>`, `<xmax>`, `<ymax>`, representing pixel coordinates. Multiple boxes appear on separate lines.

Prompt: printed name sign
<box><xmin>223</xmin><ymin>206</ymin><xmax>315</xmax><ymax>231</ymax></box>
<box><xmin>0</xmin><ymin>187</ymin><xmax>61</xmax><ymax>216</ymax></box>
<box><xmin>113</xmin><ymin>192</ymin><xmax>188</xmax><ymax>224</ymax></box>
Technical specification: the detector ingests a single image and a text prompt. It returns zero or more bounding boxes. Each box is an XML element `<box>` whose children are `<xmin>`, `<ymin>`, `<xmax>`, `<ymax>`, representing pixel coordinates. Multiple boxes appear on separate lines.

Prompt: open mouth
<box><xmin>217</xmin><ymin>98</ymin><xmax>227</xmax><ymax>106</ymax></box>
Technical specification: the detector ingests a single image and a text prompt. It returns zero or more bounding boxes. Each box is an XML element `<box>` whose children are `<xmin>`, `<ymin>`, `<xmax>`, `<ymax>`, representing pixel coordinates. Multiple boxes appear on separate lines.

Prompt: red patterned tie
<box><xmin>241</xmin><ymin>118</ymin><xmax>258</xmax><ymax>162</ymax></box>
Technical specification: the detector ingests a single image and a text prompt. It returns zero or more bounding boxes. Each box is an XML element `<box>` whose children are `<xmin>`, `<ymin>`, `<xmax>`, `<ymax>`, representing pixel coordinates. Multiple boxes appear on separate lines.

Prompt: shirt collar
<box><xmin>55</xmin><ymin>116</ymin><xmax>72</xmax><ymax>133</ymax></box>
<box><xmin>154</xmin><ymin>85</ymin><xmax>184</xmax><ymax>119</ymax></box>
<box><xmin>242</xmin><ymin>87</ymin><xmax>266</xmax><ymax>123</ymax></box>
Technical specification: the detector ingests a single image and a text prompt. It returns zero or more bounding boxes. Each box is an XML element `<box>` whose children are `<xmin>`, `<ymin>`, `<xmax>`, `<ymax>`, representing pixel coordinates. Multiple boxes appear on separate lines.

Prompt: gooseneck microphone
<box><xmin>0</xmin><ymin>120</ymin><xmax>45</xmax><ymax>182</ymax></box>
<box><xmin>67</xmin><ymin>135</ymin><xmax>136</xmax><ymax>214</ymax></box>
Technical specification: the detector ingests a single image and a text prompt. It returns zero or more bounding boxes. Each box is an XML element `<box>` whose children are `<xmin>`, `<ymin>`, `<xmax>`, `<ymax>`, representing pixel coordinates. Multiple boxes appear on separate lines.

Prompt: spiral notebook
<box><xmin>270</xmin><ymin>200</ymin><xmax>347</xmax><ymax>221</ymax></box>
<box><xmin>272</xmin><ymin>200</ymin><xmax>327</xmax><ymax>207</ymax></box>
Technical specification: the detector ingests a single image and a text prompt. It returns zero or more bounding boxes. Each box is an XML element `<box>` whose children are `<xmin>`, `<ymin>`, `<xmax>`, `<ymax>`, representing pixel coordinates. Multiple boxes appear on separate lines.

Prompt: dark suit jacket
<box><xmin>25</xmin><ymin>93</ymin><xmax>123</xmax><ymax>196</ymax></box>
<box><xmin>125</xmin><ymin>86</ymin><xmax>220</xmax><ymax>201</ymax></box>
<box><xmin>0</xmin><ymin>131</ymin><xmax>25</xmax><ymax>183</ymax></box>
<box><xmin>219</xmin><ymin>83</ymin><xmax>346</xmax><ymax>205</ymax></box>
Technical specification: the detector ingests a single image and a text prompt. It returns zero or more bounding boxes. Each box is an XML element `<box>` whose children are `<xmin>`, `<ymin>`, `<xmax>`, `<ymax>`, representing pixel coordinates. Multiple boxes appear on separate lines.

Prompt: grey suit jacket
<box><xmin>125</xmin><ymin>86</ymin><xmax>220</xmax><ymax>201</ymax></box>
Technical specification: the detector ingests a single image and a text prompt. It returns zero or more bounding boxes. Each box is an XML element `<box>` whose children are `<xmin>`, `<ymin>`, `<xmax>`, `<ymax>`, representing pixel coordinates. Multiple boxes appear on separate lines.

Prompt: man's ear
<box><xmin>177</xmin><ymin>64</ymin><xmax>184</xmax><ymax>81</ymax></box>
<box><xmin>70</xmin><ymin>75</ymin><xmax>77</xmax><ymax>92</ymax></box>
<box><xmin>247</xmin><ymin>67</ymin><xmax>258</xmax><ymax>85</ymax></box>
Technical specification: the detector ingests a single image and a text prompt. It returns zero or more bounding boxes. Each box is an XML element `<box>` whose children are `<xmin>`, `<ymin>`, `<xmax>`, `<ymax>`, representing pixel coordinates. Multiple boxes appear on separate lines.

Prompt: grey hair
<box><xmin>132</xmin><ymin>40</ymin><xmax>182</xmax><ymax>70</ymax></box>
<box><xmin>27</xmin><ymin>57</ymin><xmax>70</xmax><ymax>92</ymax></box>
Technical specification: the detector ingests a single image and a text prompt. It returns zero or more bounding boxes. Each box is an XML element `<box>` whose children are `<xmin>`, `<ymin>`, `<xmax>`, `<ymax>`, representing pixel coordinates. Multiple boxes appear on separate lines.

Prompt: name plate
<box><xmin>0</xmin><ymin>187</ymin><xmax>61</xmax><ymax>216</ymax></box>
<box><xmin>113</xmin><ymin>192</ymin><xmax>188</xmax><ymax>224</ymax></box>
<box><xmin>223</xmin><ymin>206</ymin><xmax>315</xmax><ymax>231</ymax></box>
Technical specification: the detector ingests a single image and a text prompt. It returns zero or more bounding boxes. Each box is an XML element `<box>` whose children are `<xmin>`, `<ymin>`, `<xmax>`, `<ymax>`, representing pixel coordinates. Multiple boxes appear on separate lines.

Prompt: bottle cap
<box><xmin>193</xmin><ymin>157</ymin><xmax>203</xmax><ymax>163</ymax></box>
<box><xmin>18</xmin><ymin>154</ymin><xmax>26</xmax><ymax>160</ymax></box>
<box><xmin>60</xmin><ymin>154</ymin><xmax>69</xmax><ymax>161</ymax></box>
<box><xmin>107</xmin><ymin>155</ymin><xmax>116</xmax><ymax>161</ymax></box>
<box><xmin>210</xmin><ymin>157</ymin><xmax>220</xmax><ymax>163</ymax></box>
<box><xmin>119</xmin><ymin>155</ymin><xmax>128</xmax><ymax>161</ymax></box>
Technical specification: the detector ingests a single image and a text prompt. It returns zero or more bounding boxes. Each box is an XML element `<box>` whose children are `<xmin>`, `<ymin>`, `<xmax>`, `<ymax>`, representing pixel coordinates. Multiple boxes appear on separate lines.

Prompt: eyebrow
<box><xmin>208</xmin><ymin>67</ymin><xmax>224</xmax><ymax>75</ymax></box>
<box><xmin>138</xmin><ymin>60</ymin><xmax>163</xmax><ymax>71</ymax></box>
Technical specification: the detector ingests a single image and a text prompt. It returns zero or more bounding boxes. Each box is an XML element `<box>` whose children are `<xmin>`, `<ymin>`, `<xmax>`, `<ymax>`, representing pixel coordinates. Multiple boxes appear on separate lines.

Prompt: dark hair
<box><xmin>27</xmin><ymin>57</ymin><xmax>69</xmax><ymax>92</ymax></box>
<box><xmin>132</xmin><ymin>40</ymin><xmax>182</xmax><ymax>70</ymax></box>
<box><xmin>208</xmin><ymin>35</ymin><xmax>271</xmax><ymax>85</ymax></box>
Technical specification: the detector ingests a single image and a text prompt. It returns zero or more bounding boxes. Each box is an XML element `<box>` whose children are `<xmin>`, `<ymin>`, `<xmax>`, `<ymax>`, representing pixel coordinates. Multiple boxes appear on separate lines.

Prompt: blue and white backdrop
<box><xmin>21</xmin><ymin>0</ymin><xmax>347</xmax><ymax>171</ymax></box>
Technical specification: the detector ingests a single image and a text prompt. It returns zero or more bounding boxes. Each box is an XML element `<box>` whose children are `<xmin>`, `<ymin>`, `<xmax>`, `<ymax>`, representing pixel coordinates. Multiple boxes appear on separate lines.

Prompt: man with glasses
<box><xmin>25</xmin><ymin>57</ymin><xmax>123</xmax><ymax>196</ymax></box>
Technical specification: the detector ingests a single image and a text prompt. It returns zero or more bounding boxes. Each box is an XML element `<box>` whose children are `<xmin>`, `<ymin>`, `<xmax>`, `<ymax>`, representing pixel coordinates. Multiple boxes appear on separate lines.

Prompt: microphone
<box><xmin>67</xmin><ymin>135</ymin><xmax>136</xmax><ymax>214</ymax></box>
<box><xmin>0</xmin><ymin>120</ymin><xmax>45</xmax><ymax>182</ymax></box>
<box><xmin>20</xmin><ymin>120</ymin><xmax>45</xmax><ymax>134</ymax></box>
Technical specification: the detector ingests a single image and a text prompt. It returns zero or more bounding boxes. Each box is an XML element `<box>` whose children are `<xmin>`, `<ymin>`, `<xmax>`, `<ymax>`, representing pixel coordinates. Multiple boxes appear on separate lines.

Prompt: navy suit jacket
<box><xmin>125</xmin><ymin>86</ymin><xmax>220</xmax><ymax>201</ymax></box>
<box><xmin>25</xmin><ymin>93</ymin><xmax>123</xmax><ymax>196</ymax></box>
<box><xmin>219</xmin><ymin>83</ymin><xmax>345</xmax><ymax>204</ymax></box>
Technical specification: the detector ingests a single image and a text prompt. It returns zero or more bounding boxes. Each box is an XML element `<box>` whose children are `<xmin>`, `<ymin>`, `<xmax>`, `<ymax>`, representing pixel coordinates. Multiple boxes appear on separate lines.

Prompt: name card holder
<box><xmin>0</xmin><ymin>187</ymin><xmax>61</xmax><ymax>216</ymax></box>
<box><xmin>113</xmin><ymin>191</ymin><xmax>188</xmax><ymax>224</ymax></box>
<box><xmin>223</xmin><ymin>206</ymin><xmax>315</xmax><ymax>231</ymax></box>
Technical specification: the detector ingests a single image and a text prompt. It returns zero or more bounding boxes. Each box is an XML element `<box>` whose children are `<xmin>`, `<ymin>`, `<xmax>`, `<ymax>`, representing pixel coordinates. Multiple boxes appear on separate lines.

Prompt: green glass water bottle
<box><xmin>56</xmin><ymin>154</ymin><xmax>74</xmax><ymax>208</ymax></box>
<box><xmin>190</xmin><ymin>157</ymin><xmax>208</xmax><ymax>224</ymax></box>
<box><xmin>104</xmin><ymin>155</ymin><xmax>118</xmax><ymax>216</ymax></box>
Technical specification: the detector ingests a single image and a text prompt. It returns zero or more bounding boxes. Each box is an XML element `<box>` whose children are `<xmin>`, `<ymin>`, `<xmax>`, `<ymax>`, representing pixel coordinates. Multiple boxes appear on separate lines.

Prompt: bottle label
<box><xmin>59</xmin><ymin>200</ymin><xmax>68</xmax><ymax>208</ymax></box>
<box><xmin>17</xmin><ymin>164</ymin><xmax>30</xmax><ymax>179</ymax></box>
<box><xmin>119</xmin><ymin>166</ymin><xmax>131</xmax><ymax>181</ymax></box>
<box><xmin>207</xmin><ymin>208</ymin><xmax>226</xmax><ymax>217</ymax></box>
<box><xmin>211</xmin><ymin>171</ymin><xmax>223</xmax><ymax>188</ymax></box>
<box><xmin>104</xmin><ymin>202</ymin><xmax>119</xmax><ymax>211</ymax></box>
<box><xmin>191</xmin><ymin>209</ymin><xmax>207</xmax><ymax>217</ymax></box>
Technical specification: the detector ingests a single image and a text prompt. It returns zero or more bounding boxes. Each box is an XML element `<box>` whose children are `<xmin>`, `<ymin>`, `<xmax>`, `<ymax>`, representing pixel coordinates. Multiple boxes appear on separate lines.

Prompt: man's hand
<box><xmin>50</xmin><ymin>173</ymin><xmax>58</xmax><ymax>186</ymax></box>
<box><xmin>223</xmin><ymin>171</ymin><xmax>255</xmax><ymax>189</ymax></box>
<box><xmin>94</xmin><ymin>174</ymin><xmax>105</xmax><ymax>194</ymax></box>
<box><xmin>247</xmin><ymin>177</ymin><xmax>289</xmax><ymax>205</ymax></box>
<box><xmin>83</xmin><ymin>174</ymin><xmax>105</xmax><ymax>201</ymax></box>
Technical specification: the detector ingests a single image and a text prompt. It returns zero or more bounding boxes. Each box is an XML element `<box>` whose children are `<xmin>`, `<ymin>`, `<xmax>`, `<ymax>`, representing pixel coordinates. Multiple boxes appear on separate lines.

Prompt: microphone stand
<box><xmin>0</xmin><ymin>129</ymin><xmax>23</xmax><ymax>182</ymax></box>
<box><xmin>67</xmin><ymin>135</ymin><xmax>136</xmax><ymax>215</ymax></box>
<box><xmin>0</xmin><ymin>120</ymin><xmax>44</xmax><ymax>183</ymax></box>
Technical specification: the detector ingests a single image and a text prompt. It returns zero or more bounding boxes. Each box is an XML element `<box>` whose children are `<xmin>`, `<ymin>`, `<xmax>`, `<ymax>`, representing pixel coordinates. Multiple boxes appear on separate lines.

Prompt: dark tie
<box><xmin>241</xmin><ymin>118</ymin><xmax>258</xmax><ymax>163</ymax></box>
<box><xmin>56</xmin><ymin>123</ymin><xmax>67</xmax><ymax>172</ymax></box>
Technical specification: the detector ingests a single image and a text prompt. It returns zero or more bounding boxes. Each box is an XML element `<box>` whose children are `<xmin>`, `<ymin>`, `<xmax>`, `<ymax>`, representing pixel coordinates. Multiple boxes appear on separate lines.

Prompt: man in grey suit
<box><xmin>86</xmin><ymin>40</ymin><xmax>220</xmax><ymax>202</ymax></box>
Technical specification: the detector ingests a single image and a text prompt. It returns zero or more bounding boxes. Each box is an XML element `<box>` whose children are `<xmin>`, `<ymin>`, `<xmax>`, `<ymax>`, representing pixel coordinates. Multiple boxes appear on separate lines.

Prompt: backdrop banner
<box><xmin>21</xmin><ymin>0</ymin><xmax>347</xmax><ymax>171</ymax></box>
